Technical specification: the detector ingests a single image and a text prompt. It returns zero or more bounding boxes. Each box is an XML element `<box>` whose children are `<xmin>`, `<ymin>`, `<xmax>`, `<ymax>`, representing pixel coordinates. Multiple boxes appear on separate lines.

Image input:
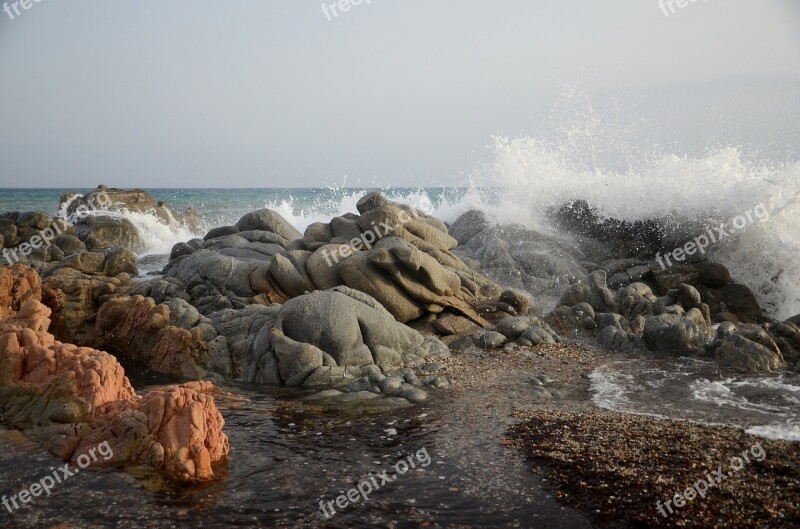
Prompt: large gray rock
<box><xmin>716</xmin><ymin>332</ymin><xmax>784</xmax><ymax>373</ymax></box>
<box><xmin>53</xmin><ymin>234</ymin><xmax>86</xmax><ymax>256</ymax></box>
<box><xmin>277</xmin><ymin>287</ymin><xmax>438</xmax><ymax>367</ymax></box>
<box><xmin>695</xmin><ymin>262</ymin><xmax>731</xmax><ymax>289</ymax></box>
<box><xmin>599</xmin><ymin>325</ymin><xmax>635</xmax><ymax>352</ymax></box>
<box><xmin>769</xmin><ymin>321</ymin><xmax>800</xmax><ymax>365</ymax></box>
<box><xmin>519</xmin><ymin>326</ymin><xmax>558</xmax><ymax>345</ymax></box>
<box><xmin>472</xmin><ymin>330</ymin><xmax>508</xmax><ymax>348</ymax></box>
<box><xmin>164</xmin><ymin>249</ymin><xmax>273</xmax><ymax>313</ymax></box>
<box><xmin>103</xmin><ymin>247</ymin><xmax>138</xmax><ymax>277</ymax></box>
<box><xmin>205</xmin><ymin>304</ymin><xmax>280</xmax><ymax>382</ymax></box>
<box><xmin>235</xmin><ymin>209</ymin><xmax>302</xmax><ymax>242</ymax></box>
<box><xmin>558</xmin><ymin>270</ymin><xmax>617</xmax><ymax>313</ymax></box>
<box><xmin>268</xmin><ymin>251</ymin><xmax>315</xmax><ymax>298</ymax></box>
<box><xmin>271</xmin><ymin>328</ymin><xmax>325</xmax><ymax>386</ymax></box>
<box><xmin>642</xmin><ymin>313</ymin><xmax>710</xmax><ymax>356</ymax></box>
<box><xmin>677</xmin><ymin>283</ymin><xmax>703</xmax><ymax>310</ymax></box>
<box><xmin>615</xmin><ymin>282</ymin><xmax>656</xmax><ymax>321</ymax></box>
<box><xmin>236</xmin><ymin>287</ymin><xmax>449</xmax><ymax>386</ymax></box>
<box><xmin>545</xmin><ymin>302</ymin><xmax>597</xmax><ymax>337</ymax></box>
<box><xmin>337</xmin><ymin>237</ymin><xmax>486</xmax><ymax>324</ymax></box>
<box><xmin>203</xmin><ymin>232</ymin><xmax>286</xmax><ymax>262</ymax></box>
<box><xmin>73</xmin><ymin>215</ymin><xmax>145</xmax><ymax>253</ymax></box>
<box><xmin>494</xmin><ymin>316</ymin><xmax>533</xmax><ymax>341</ymax></box>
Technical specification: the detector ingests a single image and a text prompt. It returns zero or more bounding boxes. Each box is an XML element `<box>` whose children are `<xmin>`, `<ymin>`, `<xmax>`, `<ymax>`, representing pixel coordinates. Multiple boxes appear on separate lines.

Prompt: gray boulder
<box><xmin>716</xmin><ymin>332</ymin><xmax>784</xmax><ymax>373</ymax></box>
<box><xmin>615</xmin><ymin>282</ymin><xmax>655</xmax><ymax>321</ymax></box>
<box><xmin>558</xmin><ymin>270</ymin><xmax>617</xmax><ymax>313</ymax></box>
<box><xmin>642</xmin><ymin>313</ymin><xmax>710</xmax><ymax>356</ymax></box>
<box><xmin>235</xmin><ymin>209</ymin><xmax>302</xmax><ymax>242</ymax></box>
<box><xmin>236</xmin><ymin>287</ymin><xmax>449</xmax><ymax>386</ymax></box>
<box><xmin>74</xmin><ymin>214</ymin><xmax>145</xmax><ymax>253</ymax></box>
<box><xmin>769</xmin><ymin>321</ymin><xmax>800</xmax><ymax>365</ymax></box>
<box><xmin>520</xmin><ymin>326</ymin><xmax>558</xmax><ymax>345</ymax></box>
<box><xmin>545</xmin><ymin>302</ymin><xmax>597</xmax><ymax>337</ymax></box>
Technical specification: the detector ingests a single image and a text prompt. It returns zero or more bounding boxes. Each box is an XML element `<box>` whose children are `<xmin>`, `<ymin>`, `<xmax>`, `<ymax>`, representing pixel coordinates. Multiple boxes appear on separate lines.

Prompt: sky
<box><xmin>0</xmin><ymin>0</ymin><xmax>799</xmax><ymax>188</ymax></box>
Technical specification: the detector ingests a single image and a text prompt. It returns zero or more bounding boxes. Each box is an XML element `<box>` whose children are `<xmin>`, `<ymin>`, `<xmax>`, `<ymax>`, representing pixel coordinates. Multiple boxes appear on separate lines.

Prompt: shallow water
<box><xmin>0</xmin><ymin>367</ymin><xmax>593</xmax><ymax>529</ymax></box>
<box><xmin>590</xmin><ymin>357</ymin><xmax>800</xmax><ymax>441</ymax></box>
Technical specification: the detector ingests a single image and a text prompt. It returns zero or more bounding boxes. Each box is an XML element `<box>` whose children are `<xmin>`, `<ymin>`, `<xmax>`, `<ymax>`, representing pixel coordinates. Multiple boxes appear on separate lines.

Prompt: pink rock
<box><xmin>0</xmin><ymin>266</ymin><xmax>229</xmax><ymax>482</ymax></box>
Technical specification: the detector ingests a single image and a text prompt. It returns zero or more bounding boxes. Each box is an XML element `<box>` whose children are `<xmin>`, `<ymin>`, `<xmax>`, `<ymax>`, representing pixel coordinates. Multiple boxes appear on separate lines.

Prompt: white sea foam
<box><xmin>590</xmin><ymin>359</ymin><xmax>800</xmax><ymax>442</ymax></box>
<box><xmin>57</xmin><ymin>199</ymin><xmax>204</xmax><ymax>258</ymax></box>
<box><xmin>471</xmin><ymin>137</ymin><xmax>800</xmax><ymax>319</ymax></box>
<box><xmin>260</xmin><ymin>189</ymin><xmax>468</xmax><ymax>235</ymax></box>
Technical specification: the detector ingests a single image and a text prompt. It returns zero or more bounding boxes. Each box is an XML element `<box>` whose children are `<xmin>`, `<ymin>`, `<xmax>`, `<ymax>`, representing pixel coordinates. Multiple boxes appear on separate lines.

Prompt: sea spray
<box><xmin>475</xmin><ymin>138</ymin><xmax>800</xmax><ymax>319</ymax></box>
<box><xmin>461</xmin><ymin>89</ymin><xmax>800</xmax><ymax>320</ymax></box>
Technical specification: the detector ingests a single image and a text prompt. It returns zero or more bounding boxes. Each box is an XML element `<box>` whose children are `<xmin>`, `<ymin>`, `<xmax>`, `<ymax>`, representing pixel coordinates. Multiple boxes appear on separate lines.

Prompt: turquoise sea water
<box><xmin>0</xmin><ymin>188</ymin><xmax>469</xmax><ymax>229</ymax></box>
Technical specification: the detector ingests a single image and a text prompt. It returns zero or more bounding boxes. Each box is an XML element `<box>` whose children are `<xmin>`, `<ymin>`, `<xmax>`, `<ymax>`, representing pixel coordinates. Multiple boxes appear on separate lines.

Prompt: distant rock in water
<box><xmin>64</xmin><ymin>185</ymin><xmax>204</xmax><ymax>255</ymax></box>
<box><xmin>0</xmin><ymin>186</ymin><xmax>203</xmax><ymax>273</ymax></box>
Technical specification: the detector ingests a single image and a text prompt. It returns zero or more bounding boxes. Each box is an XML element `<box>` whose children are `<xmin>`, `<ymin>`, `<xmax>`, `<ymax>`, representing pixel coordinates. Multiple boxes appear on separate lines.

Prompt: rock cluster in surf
<box><xmin>2</xmin><ymin>185</ymin><xmax>798</xmax><ymax>485</ymax></box>
<box><xmin>450</xmin><ymin>202</ymin><xmax>800</xmax><ymax>374</ymax></box>
<box><xmin>34</xmin><ymin>191</ymin><xmax>531</xmax><ymax>405</ymax></box>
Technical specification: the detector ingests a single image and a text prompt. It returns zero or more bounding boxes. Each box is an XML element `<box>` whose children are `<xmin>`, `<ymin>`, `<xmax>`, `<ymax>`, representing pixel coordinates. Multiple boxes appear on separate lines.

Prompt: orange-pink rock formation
<box><xmin>0</xmin><ymin>264</ymin><xmax>229</xmax><ymax>482</ymax></box>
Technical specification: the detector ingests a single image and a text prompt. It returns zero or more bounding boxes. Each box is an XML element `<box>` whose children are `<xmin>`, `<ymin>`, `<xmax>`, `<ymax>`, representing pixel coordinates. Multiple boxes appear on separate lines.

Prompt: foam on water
<box><xmin>259</xmin><ymin>188</ymin><xmax>468</xmax><ymax>234</ymax></box>
<box><xmin>118</xmin><ymin>210</ymin><xmax>204</xmax><ymax>257</ymax></box>
<box><xmin>58</xmin><ymin>201</ymin><xmax>205</xmax><ymax>258</ymax></box>
<box><xmin>590</xmin><ymin>359</ymin><xmax>800</xmax><ymax>441</ymax></box>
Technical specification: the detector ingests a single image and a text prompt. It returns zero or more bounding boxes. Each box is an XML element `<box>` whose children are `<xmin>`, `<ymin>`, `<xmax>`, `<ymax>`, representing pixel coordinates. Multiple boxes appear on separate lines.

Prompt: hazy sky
<box><xmin>1</xmin><ymin>0</ymin><xmax>799</xmax><ymax>188</ymax></box>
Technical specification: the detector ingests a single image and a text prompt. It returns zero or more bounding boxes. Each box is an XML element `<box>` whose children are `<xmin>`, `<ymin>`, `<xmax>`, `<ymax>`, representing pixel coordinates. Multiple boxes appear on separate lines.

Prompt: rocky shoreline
<box><xmin>0</xmin><ymin>186</ymin><xmax>798</xmax><ymax>526</ymax></box>
<box><xmin>435</xmin><ymin>339</ymin><xmax>799</xmax><ymax>528</ymax></box>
